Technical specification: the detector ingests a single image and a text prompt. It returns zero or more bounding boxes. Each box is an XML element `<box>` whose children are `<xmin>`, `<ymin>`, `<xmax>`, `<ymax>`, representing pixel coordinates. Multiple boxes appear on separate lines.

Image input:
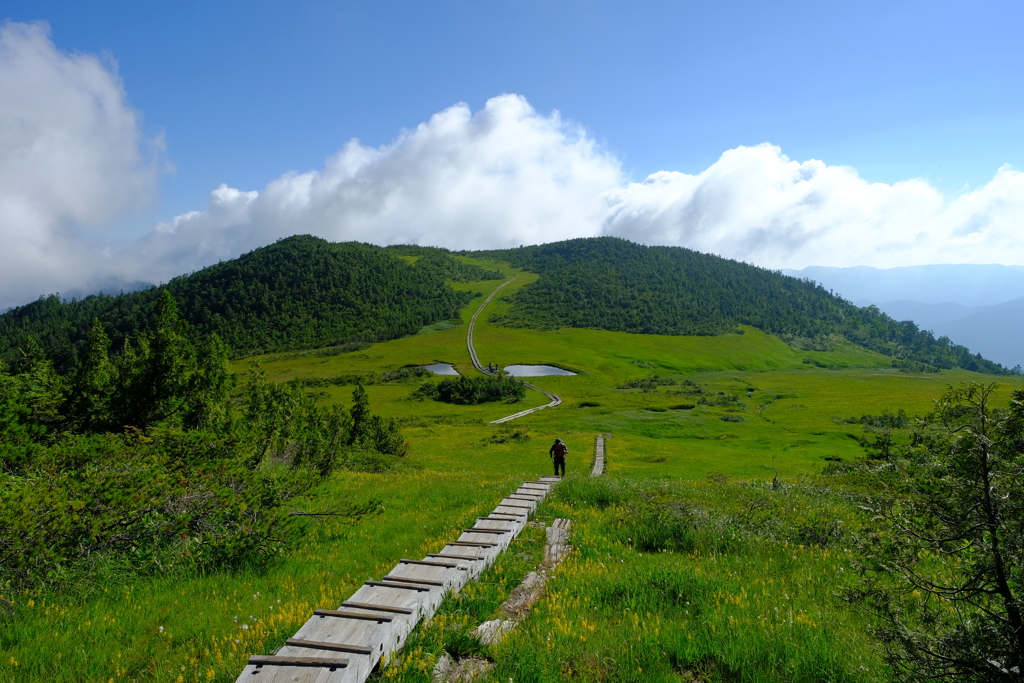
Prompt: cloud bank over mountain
<box><xmin>3</xmin><ymin>21</ymin><xmax>1024</xmax><ymax>309</ymax></box>
<box><xmin>122</xmin><ymin>99</ymin><xmax>1024</xmax><ymax>284</ymax></box>
<box><xmin>0</xmin><ymin>21</ymin><xmax>161</xmax><ymax>307</ymax></box>
<box><xmin>608</xmin><ymin>150</ymin><xmax>1024</xmax><ymax>270</ymax></box>
<box><xmin>123</xmin><ymin>94</ymin><xmax>620</xmax><ymax>282</ymax></box>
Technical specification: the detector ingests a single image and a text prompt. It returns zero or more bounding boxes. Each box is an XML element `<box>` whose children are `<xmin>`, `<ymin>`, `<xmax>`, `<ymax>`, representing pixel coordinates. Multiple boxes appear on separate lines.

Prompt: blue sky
<box><xmin>1</xmin><ymin>1</ymin><xmax>1024</xmax><ymax>307</ymax></box>
<box><xmin>10</xmin><ymin>0</ymin><xmax>1024</xmax><ymax>213</ymax></box>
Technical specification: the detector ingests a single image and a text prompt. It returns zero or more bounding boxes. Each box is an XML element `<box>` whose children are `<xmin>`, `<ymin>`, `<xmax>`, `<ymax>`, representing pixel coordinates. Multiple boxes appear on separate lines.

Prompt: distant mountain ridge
<box><xmin>0</xmin><ymin>236</ymin><xmax>499</xmax><ymax>372</ymax></box>
<box><xmin>783</xmin><ymin>264</ymin><xmax>1024</xmax><ymax>370</ymax></box>
<box><xmin>939</xmin><ymin>298</ymin><xmax>1024</xmax><ymax>371</ymax></box>
<box><xmin>856</xmin><ymin>300</ymin><xmax>987</xmax><ymax>331</ymax></box>
<box><xmin>472</xmin><ymin>238</ymin><xmax>1013</xmax><ymax>374</ymax></box>
<box><xmin>862</xmin><ymin>298</ymin><xmax>1024</xmax><ymax>371</ymax></box>
<box><xmin>783</xmin><ymin>264</ymin><xmax>1024</xmax><ymax>307</ymax></box>
<box><xmin>57</xmin><ymin>276</ymin><xmax>155</xmax><ymax>303</ymax></box>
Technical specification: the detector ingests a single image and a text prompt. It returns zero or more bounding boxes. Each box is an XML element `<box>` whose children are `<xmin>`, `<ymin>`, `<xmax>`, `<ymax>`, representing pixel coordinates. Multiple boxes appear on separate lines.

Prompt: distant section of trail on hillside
<box><xmin>466</xmin><ymin>275</ymin><xmax>562</xmax><ymax>424</ymax></box>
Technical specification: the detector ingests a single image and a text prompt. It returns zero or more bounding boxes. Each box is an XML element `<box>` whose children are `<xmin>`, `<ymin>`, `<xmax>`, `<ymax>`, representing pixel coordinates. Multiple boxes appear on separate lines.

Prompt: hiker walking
<box><xmin>549</xmin><ymin>438</ymin><xmax>568</xmax><ymax>477</ymax></box>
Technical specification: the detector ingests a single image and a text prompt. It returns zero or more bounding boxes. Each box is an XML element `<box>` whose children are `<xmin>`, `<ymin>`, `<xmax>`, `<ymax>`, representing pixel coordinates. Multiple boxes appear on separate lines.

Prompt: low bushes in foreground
<box><xmin>0</xmin><ymin>292</ymin><xmax>401</xmax><ymax>604</ymax></box>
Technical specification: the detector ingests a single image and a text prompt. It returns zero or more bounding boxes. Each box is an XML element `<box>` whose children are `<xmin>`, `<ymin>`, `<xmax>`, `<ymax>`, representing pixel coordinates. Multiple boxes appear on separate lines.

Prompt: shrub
<box><xmin>699</xmin><ymin>392</ymin><xmax>743</xmax><ymax>408</ymax></box>
<box><xmin>619</xmin><ymin>499</ymin><xmax>696</xmax><ymax>553</ymax></box>
<box><xmin>411</xmin><ymin>375</ymin><xmax>526</xmax><ymax>404</ymax></box>
<box><xmin>486</xmin><ymin>427</ymin><xmax>531</xmax><ymax>444</ymax></box>
<box><xmin>0</xmin><ymin>295</ymin><xmax>400</xmax><ymax>597</ymax></box>
<box><xmin>619</xmin><ymin>374</ymin><xmax>678</xmax><ymax>392</ymax></box>
<box><xmin>0</xmin><ymin>431</ymin><xmax>312</xmax><ymax>590</ymax></box>
<box><xmin>554</xmin><ymin>476</ymin><xmax>629</xmax><ymax>509</ymax></box>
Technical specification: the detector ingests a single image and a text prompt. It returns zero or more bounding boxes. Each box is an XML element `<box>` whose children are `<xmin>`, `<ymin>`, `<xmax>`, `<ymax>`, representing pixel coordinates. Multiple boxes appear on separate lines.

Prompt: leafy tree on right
<box><xmin>848</xmin><ymin>382</ymin><xmax>1024</xmax><ymax>681</ymax></box>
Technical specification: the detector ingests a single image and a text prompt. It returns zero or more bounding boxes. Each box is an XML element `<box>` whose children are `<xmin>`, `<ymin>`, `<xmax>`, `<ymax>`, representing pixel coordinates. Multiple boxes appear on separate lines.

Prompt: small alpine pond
<box><xmin>422</xmin><ymin>363</ymin><xmax>460</xmax><ymax>375</ymax></box>
<box><xmin>503</xmin><ymin>364</ymin><xmax>577</xmax><ymax>377</ymax></box>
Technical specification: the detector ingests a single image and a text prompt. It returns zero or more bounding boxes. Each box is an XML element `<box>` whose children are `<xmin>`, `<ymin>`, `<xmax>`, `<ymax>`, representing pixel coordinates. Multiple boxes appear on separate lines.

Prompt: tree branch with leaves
<box><xmin>847</xmin><ymin>382</ymin><xmax>1024</xmax><ymax>681</ymax></box>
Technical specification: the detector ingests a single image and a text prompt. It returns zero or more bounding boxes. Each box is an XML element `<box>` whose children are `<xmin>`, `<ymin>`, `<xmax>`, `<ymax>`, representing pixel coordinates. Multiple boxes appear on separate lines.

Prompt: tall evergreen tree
<box><xmin>348</xmin><ymin>384</ymin><xmax>370</xmax><ymax>446</ymax></box>
<box><xmin>68</xmin><ymin>319</ymin><xmax>114</xmax><ymax>429</ymax></box>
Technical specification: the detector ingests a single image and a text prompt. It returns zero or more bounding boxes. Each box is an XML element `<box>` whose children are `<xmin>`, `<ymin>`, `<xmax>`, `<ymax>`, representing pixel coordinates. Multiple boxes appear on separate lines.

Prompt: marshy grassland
<box><xmin>4</xmin><ymin>257</ymin><xmax>1022</xmax><ymax>682</ymax></box>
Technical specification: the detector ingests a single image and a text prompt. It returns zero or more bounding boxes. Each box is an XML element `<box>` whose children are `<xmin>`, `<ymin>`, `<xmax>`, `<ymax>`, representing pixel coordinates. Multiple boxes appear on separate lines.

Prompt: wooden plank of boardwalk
<box><xmin>235</xmin><ymin>478</ymin><xmax>554</xmax><ymax>683</ymax></box>
<box><xmin>591</xmin><ymin>433</ymin><xmax>607</xmax><ymax>477</ymax></box>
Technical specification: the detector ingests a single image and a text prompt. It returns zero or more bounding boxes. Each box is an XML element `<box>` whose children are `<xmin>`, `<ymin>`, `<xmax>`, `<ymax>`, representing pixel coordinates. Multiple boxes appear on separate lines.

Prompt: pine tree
<box><xmin>68</xmin><ymin>319</ymin><xmax>115</xmax><ymax>429</ymax></box>
<box><xmin>349</xmin><ymin>384</ymin><xmax>370</xmax><ymax>446</ymax></box>
<box><xmin>849</xmin><ymin>382</ymin><xmax>1024</xmax><ymax>680</ymax></box>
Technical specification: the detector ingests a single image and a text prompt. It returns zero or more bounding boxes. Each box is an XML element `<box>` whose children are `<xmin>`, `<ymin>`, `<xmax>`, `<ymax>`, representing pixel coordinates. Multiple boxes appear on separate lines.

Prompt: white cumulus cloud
<box><xmin>0</xmin><ymin>21</ymin><xmax>160</xmax><ymax>308</ymax></box>
<box><xmin>132</xmin><ymin>122</ymin><xmax>1024</xmax><ymax>284</ymax></box>
<box><xmin>3</xmin><ymin>32</ymin><xmax>1024</xmax><ymax>312</ymax></box>
<box><xmin>119</xmin><ymin>94</ymin><xmax>618</xmax><ymax>283</ymax></box>
<box><xmin>604</xmin><ymin>144</ymin><xmax>1024</xmax><ymax>269</ymax></box>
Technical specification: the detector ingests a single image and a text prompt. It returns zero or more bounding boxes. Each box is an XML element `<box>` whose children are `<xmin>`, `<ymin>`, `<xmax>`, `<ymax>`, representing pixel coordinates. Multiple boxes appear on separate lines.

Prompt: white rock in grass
<box><xmin>432</xmin><ymin>653</ymin><xmax>493</xmax><ymax>682</ymax></box>
<box><xmin>473</xmin><ymin>619</ymin><xmax>517</xmax><ymax>645</ymax></box>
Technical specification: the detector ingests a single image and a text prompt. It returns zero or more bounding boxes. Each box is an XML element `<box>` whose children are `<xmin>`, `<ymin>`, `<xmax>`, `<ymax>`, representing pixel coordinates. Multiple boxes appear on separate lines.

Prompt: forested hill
<box><xmin>470</xmin><ymin>237</ymin><xmax>1013</xmax><ymax>374</ymax></box>
<box><xmin>0</xmin><ymin>236</ymin><xmax>500</xmax><ymax>372</ymax></box>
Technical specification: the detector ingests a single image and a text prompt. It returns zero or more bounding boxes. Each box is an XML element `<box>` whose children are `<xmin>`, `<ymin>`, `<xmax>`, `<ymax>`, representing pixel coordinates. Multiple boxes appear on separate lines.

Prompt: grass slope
<box><xmin>250</xmin><ymin>257</ymin><xmax>1018</xmax><ymax>481</ymax></box>
<box><xmin>4</xmin><ymin>255</ymin><xmax>1023</xmax><ymax>682</ymax></box>
<box><xmin>0</xmin><ymin>471</ymin><xmax>521</xmax><ymax>681</ymax></box>
<box><xmin>472</xmin><ymin>237</ymin><xmax>1013</xmax><ymax>374</ymax></box>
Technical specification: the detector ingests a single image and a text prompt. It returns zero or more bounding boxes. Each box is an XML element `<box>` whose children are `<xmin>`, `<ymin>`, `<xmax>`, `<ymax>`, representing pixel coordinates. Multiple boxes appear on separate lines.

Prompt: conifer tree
<box><xmin>850</xmin><ymin>382</ymin><xmax>1024</xmax><ymax>680</ymax></box>
<box><xmin>68</xmin><ymin>318</ymin><xmax>115</xmax><ymax>429</ymax></box>
<box><xmin>348</xmin><ymin>384</ymin><xmax>370</xmax><ymax>446</ymax></box>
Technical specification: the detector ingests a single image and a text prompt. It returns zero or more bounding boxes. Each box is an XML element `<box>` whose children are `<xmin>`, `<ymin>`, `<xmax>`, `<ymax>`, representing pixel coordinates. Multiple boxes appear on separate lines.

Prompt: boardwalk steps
<box><xmin>591</xmin><ymin>433</ymin><xmax>608</xmax><ymax>477</ymax></box>
<box><xmin>434</xmin><ymin>517</ymin><xmax>574</xmax><ymax>680</ymax></box>
<box><xmin>235</xmin><ymin>476</ymin><xmax>562</xmax><ymax>683</ymax></box>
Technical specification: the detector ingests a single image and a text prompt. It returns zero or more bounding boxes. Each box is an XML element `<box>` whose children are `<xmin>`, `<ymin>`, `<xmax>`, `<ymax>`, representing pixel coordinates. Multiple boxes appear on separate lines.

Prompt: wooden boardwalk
<box><xmin>465</xmin><ymin>276</ymin><xmax>563</xmax><ymax>425</ymax></box>
<box><xmin>488</xmin><ymin>379</ymin><xmax>562</xmax><ymax>425</ymax></box>
<box><xmin>235</xmin><ymin>476</ymin><xmax>561</xmax><ymax>683</ymax></box>
<box><xmin>465</xmin><ymin>275</ymin><xmax>515</xmax><ymax>373</ymax></box>
<box><xmin>591</xmin><ymin>434</ymin><xmax>607</xmax><ymax>476</ymax></box>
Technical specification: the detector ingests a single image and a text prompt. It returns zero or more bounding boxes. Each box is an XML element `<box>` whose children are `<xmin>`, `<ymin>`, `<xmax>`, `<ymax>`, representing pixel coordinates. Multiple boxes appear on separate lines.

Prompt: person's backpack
<box><xmin>553</xmin><ymin>442</ymin><xmax>568</xmax><ymax>457</ymax></box>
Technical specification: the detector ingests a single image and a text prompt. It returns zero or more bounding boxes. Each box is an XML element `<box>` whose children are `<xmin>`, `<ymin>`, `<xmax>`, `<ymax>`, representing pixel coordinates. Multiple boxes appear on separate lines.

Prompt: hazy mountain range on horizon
<box><xmin>784</xmin><ymin>264</ymin><xmax>1024</xmax><ymax>370</ymax></box>
<box><xmin>782</xmin><ymin>264</ymin><xmax>1024</xmax><ymax>307</ymax></box>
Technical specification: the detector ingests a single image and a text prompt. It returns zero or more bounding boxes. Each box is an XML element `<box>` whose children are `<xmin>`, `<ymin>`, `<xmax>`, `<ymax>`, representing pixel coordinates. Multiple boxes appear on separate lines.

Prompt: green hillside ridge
<box><xmin>0</xmin><ymin>236</ymin><xmax>496</xmax><ymax>372</ymax></box>
<box><xmin>471</xmin><ymin>237</ymin><xmax>1013</xmax><ymax>374</ymax></box>
<box><xmin>1</xmin><ymin>234</ymin><xmax>1010</xmax><ymax>378</ymax></box>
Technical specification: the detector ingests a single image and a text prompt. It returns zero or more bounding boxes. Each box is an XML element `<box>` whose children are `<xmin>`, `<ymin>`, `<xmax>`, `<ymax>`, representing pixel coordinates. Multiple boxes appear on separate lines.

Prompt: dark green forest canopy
<box><xmin>384</xmin><ymin>244</ymin><xmax>505</xmax><ymax>282</ymax></box>
<box><xmin>470</xmin><ymin>237</ymin><xmax>1012</xmax><ymax>374</ymax></box>
<box><xmin>0</xmin><ymin>236</ymin><xmax>479</xmax><ymax>371</ymax></box>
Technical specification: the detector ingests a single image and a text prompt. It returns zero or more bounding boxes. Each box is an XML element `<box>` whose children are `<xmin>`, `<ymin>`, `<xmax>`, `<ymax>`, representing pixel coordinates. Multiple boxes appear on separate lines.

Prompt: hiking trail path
<box><xmin>465</xmin><ymin>275</ymin><xmax>562</xmax><ymax>425</ymax></box>
<box><xmin>592</xmin><ymin>434</ymin><xmax>607</xmax><ymax>476</ymax></box>
<box><xmin>235</xmin><ymin>431</ymin><xmax>610</xmax><ymax>683</ymax></box>
<box><xmin>233</xmin><ymin>275</ymin><xmax>609</xmax><ymax>682</ymax></box>
<box><xmin>235</xmin><ymin>477</ymin><xmax>562</xmax><ymax>683</ymax></box>
<box><xmin>234</xmin><ymin>441</ymin><xmax>609</xmax><ymax>682</ymax></box>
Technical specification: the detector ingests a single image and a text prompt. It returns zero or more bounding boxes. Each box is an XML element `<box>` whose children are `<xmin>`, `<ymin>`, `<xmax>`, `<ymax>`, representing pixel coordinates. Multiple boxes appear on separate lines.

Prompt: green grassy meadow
<box><xmin>382</xmin><ymin>474</ymin><xmax>888</xmax><ymax>683</ymax></box>
<box><xmin>4</xmin><ymin>258</ymin><xmax>1023</xmax><ymax>682</ymax></box>
<box><xmin>249</xmin><ymin>258</ymin><xmax>1022</xmax><ymax>483</ymax></box>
